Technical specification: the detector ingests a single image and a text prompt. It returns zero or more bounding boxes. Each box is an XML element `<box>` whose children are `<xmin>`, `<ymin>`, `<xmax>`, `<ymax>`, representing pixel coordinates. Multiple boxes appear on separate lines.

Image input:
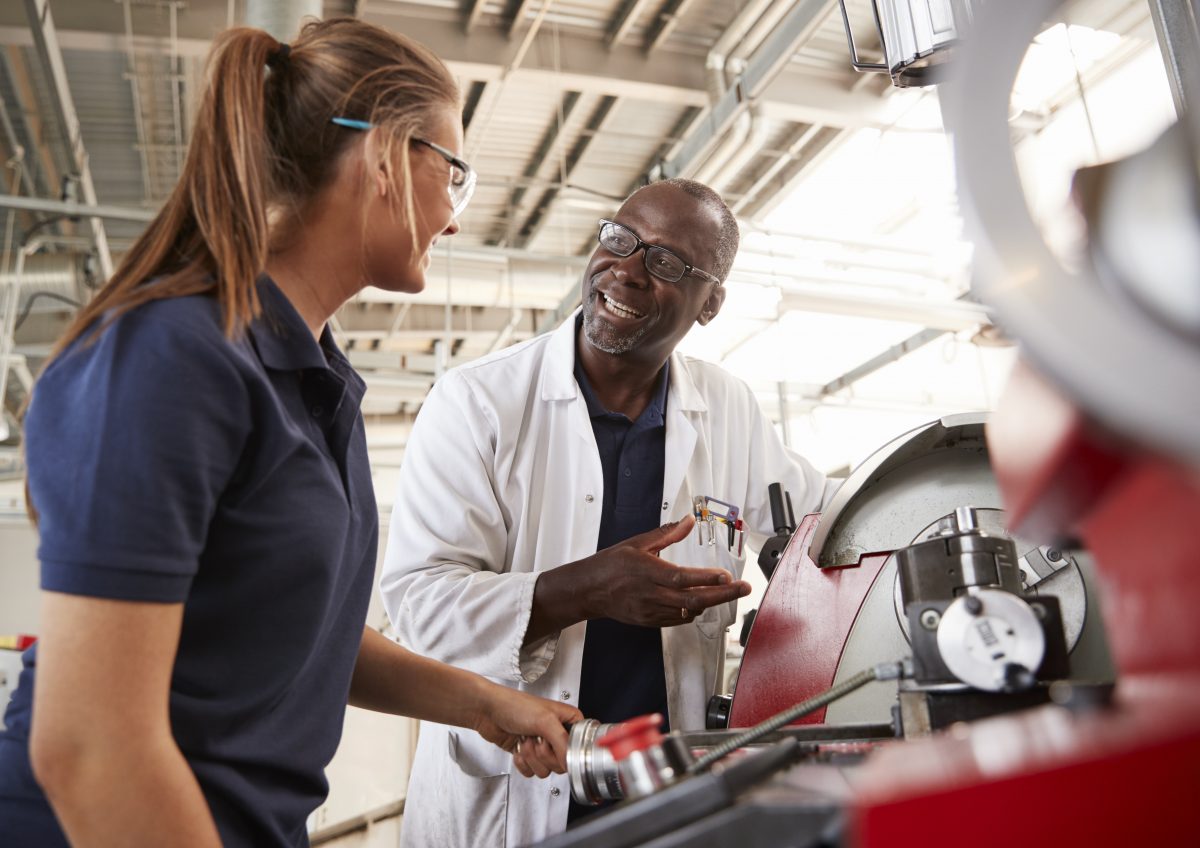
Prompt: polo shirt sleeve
<box><xmin>25</xmin><ymin>307</ymin><xmax>251</xmax><ymax>603</ymax></box>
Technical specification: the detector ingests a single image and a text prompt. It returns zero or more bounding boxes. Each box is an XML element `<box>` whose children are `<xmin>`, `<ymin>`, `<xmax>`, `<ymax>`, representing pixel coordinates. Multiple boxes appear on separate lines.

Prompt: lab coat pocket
<box><xmin>669</xmin><ymin>537</ymin><xmax>741</xmax><ymax>639</ymax></box>
<box><xmin>446</xmin><ymin>731</ymin><xmax>510</xmax><ymax>846</ymax></box>
<box><xmin>448</xmin><ymin>729</ymin><xmax>511</xmax><ymax>778</ymax></box>
<box><xmin>696</xmin><ymin>600</ymin><xmax>736</xmax><ymax>640</ymax></box>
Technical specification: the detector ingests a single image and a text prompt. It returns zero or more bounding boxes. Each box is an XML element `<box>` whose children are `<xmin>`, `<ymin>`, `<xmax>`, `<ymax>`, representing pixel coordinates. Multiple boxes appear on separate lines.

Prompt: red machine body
<box><xmin>728</xmin><ymin>517</ymin><xmax>889</xmax><ymax>728</ymax></box>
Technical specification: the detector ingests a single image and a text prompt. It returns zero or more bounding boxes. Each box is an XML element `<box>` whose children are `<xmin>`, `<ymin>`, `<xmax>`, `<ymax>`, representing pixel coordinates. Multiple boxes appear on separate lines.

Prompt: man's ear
<box><xmin>697</xmin><ymin>284</ymin><xmax>726</xmax><ymax>326</ymax></box>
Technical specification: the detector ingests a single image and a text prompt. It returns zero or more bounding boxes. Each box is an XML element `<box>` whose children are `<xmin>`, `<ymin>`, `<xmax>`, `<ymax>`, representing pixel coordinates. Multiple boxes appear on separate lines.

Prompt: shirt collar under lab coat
<box><xmin>540</xmin><ymin>307</ymin><xmax>708</xmax><ymax>414</ymax></box>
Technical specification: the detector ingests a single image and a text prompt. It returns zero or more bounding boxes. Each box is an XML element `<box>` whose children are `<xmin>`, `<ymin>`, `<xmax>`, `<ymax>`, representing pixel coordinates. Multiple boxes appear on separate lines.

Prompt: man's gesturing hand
<box><xmin>526</xmin><ymin>515</ymin><xmax>752</xmax><ymax>642</ymax></box>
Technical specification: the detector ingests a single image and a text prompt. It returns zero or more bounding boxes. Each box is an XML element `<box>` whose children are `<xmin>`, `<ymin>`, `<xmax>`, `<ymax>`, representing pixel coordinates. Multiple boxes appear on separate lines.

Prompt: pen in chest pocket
<box><xmin>691</xmin><ymin>494</ymin><xmax>744</xmax><ymax>556</ymax></box>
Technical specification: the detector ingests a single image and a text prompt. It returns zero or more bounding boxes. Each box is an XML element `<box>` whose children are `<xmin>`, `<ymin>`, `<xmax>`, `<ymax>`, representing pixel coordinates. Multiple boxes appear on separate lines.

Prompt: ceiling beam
<box><xmin>516</xmin><ymin>94</ymin><xmax>618</xmax><ymax>249</ymax></box>
<box><xmin>464</xmin><ymin>0</ymin><xmax>489</xmax><ymax>33</ymax></box>
<box><xmin>0</xmin><ymin>194</ymin><xmax>156</xmax><ymax>222</ymax></box>
<box><xmin>2</xmin><ymin>47</ymin><xmax>66</xmax><ymax>222</ymax></box>
<box><xmin>0</xmin><ymin>92</ymin><xmax>39</xmax><ymax>203</ymax></box>
<box><xmin>22</xmin><ymin>0</ymin><xmax>113</xmax><ymax>279</ymax></box>
<box><xmin>643</xmin><ymin>0</ymin><xmax>701</xmax><ymax>52</ymax></box>
<box><xmin>508</xmin><ymin>0</ymin><xmax>538</xmax><ymax>40</ymax></box>
<box><xmin>733</xmin><ymin>124</ymin><xmax>842</xmax><ymax>219</ymax></box>
<box><xmin>819</xmin><ymin>327</ymin><xmax>947</xmax><ymax>396</ymax></box>
<box><xmin>775</xmin><ymin>289</ymin><xmax>989</xmax><ymax>332</ymax></box>
<box><xmin>488</xmin><ymin>90</ymin><xmax>581</xmax><ymax>246</ymax></box>
<box><xmin>607</xmin><ymin>0</ymin><xmax>655</xmax><ymax>49</ymax></box>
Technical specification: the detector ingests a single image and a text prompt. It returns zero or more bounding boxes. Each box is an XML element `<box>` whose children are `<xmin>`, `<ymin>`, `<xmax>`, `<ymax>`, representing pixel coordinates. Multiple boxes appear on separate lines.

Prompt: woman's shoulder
<box><xmin>41</xmin><ymin>291</ymin><xmax>257</xmax><ymax>395</ymax></box>
<box><xmin>115</xmin><ymin>291</ymin><xmax>232</xmax><ymax>347</ymax></box>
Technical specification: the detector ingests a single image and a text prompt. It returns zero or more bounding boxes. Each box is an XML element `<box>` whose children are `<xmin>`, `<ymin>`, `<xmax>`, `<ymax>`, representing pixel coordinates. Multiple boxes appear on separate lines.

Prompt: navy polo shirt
<box><xmin>568</xmin><ymin>337</ymin><xmax>670</xmax><ymax>823</ymax></box>
<box><xmin>0</xmin><ymin>277</ymin><xmax>377</xmax><ymax>847</ymax></box>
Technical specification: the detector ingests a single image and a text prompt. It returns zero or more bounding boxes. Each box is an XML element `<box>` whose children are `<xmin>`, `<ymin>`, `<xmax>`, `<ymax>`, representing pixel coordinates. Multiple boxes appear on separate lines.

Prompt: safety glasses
<box><xmin>331</xmin><ymin>117</ymin><xmax>477</xmax><ymax>218</ymax></box>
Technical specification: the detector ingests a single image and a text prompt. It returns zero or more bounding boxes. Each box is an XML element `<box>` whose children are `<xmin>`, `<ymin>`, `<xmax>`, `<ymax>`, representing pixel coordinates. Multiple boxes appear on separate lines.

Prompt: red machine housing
<box><xmin>728</xmin><ymin>516</ymin><xmax>889</xmax><ymax>728</ymax></box>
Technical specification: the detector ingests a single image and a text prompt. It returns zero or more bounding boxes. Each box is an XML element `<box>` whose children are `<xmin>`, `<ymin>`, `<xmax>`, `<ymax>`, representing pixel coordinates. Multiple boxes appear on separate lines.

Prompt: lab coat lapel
<box><xmin>540</xmin><ymin>310</ymin><xmax>596</xmax><ymax>446</ymax></box>
<box><xmin>661</xmin><ymin>353</ymin><xmax>717</xmax><ymax>731</ymax></box>
<box><xmin>662</xmin><ymin>351</ymin><xmax>707</xmax><ymax>518</ymax></box>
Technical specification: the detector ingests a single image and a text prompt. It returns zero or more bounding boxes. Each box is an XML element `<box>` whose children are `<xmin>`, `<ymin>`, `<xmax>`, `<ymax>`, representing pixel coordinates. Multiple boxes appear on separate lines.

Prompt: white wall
<box><xmin>0</xmin><ymin>515</ymin><xmax>41</xmax><ymax>635</ymax></box>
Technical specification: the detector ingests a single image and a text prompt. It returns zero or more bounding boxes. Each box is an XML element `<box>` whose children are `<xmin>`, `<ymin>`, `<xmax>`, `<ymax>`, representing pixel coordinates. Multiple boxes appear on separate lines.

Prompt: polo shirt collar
<box><xmin>250</xmin><ymin>274</ymin><xmax>336</xmax><ymax>373</ymax></box>
<box><xmin>574</xmin><ymin>348</ymin><xmax>670</xmax><ymax>427</ymax></box>
<box><xmin>543</xmin><ymin>307</ymin><xmax>707</xmax><ymax>414</ymax></box>
<box><xmin>571</xmin><ymin>314</ymin><xmax>670</xmax><ymax>426</ymax></box>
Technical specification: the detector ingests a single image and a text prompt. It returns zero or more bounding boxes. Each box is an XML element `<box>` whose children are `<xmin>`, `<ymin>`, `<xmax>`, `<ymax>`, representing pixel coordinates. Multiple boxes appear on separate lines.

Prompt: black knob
<box><xmin>1002</xmin><ymin>663</ymin><xmax>1035</xmax><ymax>692</ymax></box>
<box><xmin>706</xmin><ymin>695</ymin><xmax>733</xmax><ymax>729</ymax></box>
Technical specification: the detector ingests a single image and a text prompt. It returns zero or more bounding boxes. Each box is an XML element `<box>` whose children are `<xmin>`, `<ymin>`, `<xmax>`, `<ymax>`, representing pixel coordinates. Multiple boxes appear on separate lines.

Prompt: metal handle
<box><xmin>838</xmin><ymin>0</ymin><xmax>889</xmax><ymax>73</ymax></box>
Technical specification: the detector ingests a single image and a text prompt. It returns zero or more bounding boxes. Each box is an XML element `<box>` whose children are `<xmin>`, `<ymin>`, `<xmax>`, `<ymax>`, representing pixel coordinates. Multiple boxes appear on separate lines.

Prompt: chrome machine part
<box><xmin>890</xmin><ymin>509</ymin><xmax>1089</xmax><ymax>650</ymax></box>
<box><xmin>690</xmin><ymin>664</ymin><xmax>900</xmax><ymax>775</ymax></box>
<box><xmin>944</xmin><ymin>0</ymin><xmax>1200</xmax><ymax>468</ymax></box>
<box><xmin>568</xmin><ymin>720</ymin><xmax>622</xmax><ymax>805</ymax></box>
<box><xmin>936</xmin><ymin>589</ymin><xmax>1046</xmax><ymax>691</ymax></box>
<box><xmin>896</xmin><ymin>506</ymin><xmax>1050</xmax><ymax>692</ymax></box>
<box><xmin>619</xmin><ymin>748</ymin><xmax>673</xmax><ymax>800</ymax></box>
<box><xmin>896</xmin><ymin>506</ymin><xmax>1024</xmax><ymax>601</ymax></box>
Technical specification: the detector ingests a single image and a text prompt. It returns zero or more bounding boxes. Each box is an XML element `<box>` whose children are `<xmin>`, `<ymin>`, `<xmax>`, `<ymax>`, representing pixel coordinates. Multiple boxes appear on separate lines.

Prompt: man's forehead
<box><xmin>615</xmin><ymin>185</ymin><xmax>721</xmax><ymax>247</ymax></box>
<box><xmin>618</xmin><ymin>183</ymin><xmax>691</xmax><ymax>218</ymax></box>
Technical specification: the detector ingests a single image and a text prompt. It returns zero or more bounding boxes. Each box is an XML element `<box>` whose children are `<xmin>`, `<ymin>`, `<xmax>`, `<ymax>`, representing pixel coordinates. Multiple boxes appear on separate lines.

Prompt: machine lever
<box><xmin>767</xmin><ymin>482</ymin><xmax>795</xmax><ymax>535</ymax></box>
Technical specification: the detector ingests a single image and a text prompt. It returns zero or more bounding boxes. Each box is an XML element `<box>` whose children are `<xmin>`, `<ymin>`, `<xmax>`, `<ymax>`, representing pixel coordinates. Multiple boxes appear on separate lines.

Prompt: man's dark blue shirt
<box><xmin>569</xmin><ymin>329</ymin><xmax>670</xmax><ymax>822</ymax></box>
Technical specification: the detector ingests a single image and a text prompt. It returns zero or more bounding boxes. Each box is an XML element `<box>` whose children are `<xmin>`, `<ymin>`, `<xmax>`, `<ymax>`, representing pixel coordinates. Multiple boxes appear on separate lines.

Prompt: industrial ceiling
<box><xmin>0</xmin><ymin>0</ymin><xmax>1176</xmax><ymax>502</ymax></box>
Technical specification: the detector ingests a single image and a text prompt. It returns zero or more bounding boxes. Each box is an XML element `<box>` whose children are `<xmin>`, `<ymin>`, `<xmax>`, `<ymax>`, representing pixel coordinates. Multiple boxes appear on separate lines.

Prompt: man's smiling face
<box><xmin>580</xmin><ymin>183</ymin><xmax>726</xmax><ymax>368</ymax></box>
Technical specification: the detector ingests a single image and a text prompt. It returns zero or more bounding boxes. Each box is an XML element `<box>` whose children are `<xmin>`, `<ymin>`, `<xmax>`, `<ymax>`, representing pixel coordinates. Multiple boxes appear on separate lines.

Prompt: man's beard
<box><xmin>583</xmin><ymin>290</ymin><xmax>650</xmax><ymax>355</ymax></box>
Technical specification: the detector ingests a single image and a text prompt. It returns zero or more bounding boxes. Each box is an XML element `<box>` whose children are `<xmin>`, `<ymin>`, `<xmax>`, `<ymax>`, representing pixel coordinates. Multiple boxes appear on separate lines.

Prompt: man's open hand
<box><xmin>526</xmin><ymin>515</ymin><xmax>752</xmax><ymax>641</ymax></box>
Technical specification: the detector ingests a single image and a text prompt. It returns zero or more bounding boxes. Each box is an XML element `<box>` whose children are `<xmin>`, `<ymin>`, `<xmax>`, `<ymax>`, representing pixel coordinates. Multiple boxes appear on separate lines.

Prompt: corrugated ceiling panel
<box><xmin>62</xmin><ymin>48</ymin><xmax>148</xmax><ymax>239</ymax></box>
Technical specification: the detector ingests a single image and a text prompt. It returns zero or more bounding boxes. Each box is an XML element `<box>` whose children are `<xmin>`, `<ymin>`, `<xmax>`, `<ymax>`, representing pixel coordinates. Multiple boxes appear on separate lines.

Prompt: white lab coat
<box><xmin>380</xmin><ymin>313</ymin><xmax>826</xmax><ymax>848</ymax></box>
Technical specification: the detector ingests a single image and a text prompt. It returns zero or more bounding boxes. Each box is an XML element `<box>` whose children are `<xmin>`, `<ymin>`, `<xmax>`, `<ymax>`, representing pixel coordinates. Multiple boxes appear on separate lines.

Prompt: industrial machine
<box><xmin>549</xmin><ymin>484</ymin><xmax>1113</xmax><ymax>848</ymax></box>
<box><xmin>726</xmin><ymin>414</ymin><xmax>1112</xmax><ymax>734</ymax></box>
<box><xmin>534</xmin><ymin>0</ymin><xmax>1200</xmax><ymax>843</ymax></box>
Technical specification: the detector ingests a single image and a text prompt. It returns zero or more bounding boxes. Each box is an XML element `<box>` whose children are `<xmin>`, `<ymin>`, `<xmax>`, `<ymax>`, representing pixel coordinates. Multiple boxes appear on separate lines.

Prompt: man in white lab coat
<box><xmin>381</xmin><ymin>179</ymin><xmax>827</xmax><ymax>847</ymax></box>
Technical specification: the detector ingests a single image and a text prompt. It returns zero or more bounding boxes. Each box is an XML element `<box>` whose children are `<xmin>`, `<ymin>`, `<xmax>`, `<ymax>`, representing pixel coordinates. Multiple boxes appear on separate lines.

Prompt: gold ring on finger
<box><xmin>681</xmin><ymin>607</ymin><xmax>689</xmax><ymax>620</ymax></box>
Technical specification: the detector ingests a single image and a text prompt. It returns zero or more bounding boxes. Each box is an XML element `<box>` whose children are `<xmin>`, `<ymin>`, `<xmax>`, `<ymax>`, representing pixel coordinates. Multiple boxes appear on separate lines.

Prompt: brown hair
<box><xmin>49</xmin><ymin>16</ymin><xmax>458</xmax><ymax>357</ymax></box>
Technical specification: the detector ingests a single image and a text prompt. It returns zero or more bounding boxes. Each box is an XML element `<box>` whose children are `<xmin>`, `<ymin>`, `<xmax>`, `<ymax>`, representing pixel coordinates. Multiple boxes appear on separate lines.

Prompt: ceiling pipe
<box><xmin>692</xmin><ymin>0</ymin><xmax>798</xmax><ymax>187</ymax></box>
<box><xmin>654</xmin><ymin>0</ymin><xmax>833</xmax><ymax>182</ymax></box>
<box><xmin>705</xmin><ymin>0</ymin><xmax>775</xmax><ymax>102</ymax></box>
<box><xmin>0</xmin><ymin>97</ymin><xmax>38</xmax><ymax>201</ymax></box>
<box><xmin>726</xmin><ymin>0</ymin><xmax>797</xmax><ymax>76</ymax></box>
<box><xmin>0</xmin><ymin>252</ymin><xmax>79</xmax><ymax>290</ymax></box>
<box><xmin>703</xmin><ymin>104</ymin><xmax>770</xmax><ymax>192</ymax></box>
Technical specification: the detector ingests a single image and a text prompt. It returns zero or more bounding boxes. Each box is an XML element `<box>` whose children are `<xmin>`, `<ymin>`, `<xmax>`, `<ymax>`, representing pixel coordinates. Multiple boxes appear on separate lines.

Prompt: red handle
<box><xmin>596</xmin><ymin>713</ymin><xmax>664</xmax><ymax>761</ymax></box>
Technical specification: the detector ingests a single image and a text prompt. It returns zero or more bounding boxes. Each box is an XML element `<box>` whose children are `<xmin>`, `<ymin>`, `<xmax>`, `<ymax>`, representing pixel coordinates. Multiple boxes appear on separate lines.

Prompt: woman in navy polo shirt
<box><xmin>0</xmin><ymin>17</ymin><xmax>580</xmax><ymax>847</ymax></box>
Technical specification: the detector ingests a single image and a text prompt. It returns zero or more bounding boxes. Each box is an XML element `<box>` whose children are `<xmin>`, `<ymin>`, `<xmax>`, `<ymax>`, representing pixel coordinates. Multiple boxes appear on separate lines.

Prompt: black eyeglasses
<box><xmin>597</xmin><ymin>219</ymin><xmax>722</xmax><ymax>286</ymax></box>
